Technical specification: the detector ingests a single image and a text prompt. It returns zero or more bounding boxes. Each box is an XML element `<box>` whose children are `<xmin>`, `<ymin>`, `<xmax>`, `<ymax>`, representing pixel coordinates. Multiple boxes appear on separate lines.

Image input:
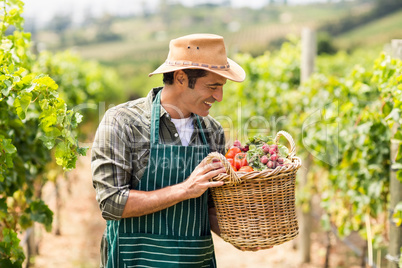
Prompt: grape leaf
<box><xmin>13</xmin><ymin>92</ymin><xmax>32</xmax><ymax>120</ymax></box>
<box><xmin>26</xmin><ymin>200</ymin><xmax>53</xmax><ymax>232</ymax></box>
<box><xmin>1</xmin><ymin>80</ymin><xmax>12</xmax><ymax>96</ymax></box>
<box><xmin>2</xmin><ymin>139</ymin><xmax>16</xmax><ymax>154</ymax></box>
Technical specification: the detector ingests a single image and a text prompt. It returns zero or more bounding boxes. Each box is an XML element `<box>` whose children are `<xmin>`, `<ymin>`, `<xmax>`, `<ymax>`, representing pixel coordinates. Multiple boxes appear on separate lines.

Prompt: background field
<box><xmin>29</xmin><ymin>0</ymin><xmax>401</xmax><ymax>99</ymax></box>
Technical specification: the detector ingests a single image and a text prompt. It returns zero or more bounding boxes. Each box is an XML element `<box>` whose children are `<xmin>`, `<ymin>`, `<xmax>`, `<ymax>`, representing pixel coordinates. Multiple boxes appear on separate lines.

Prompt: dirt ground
<box><xmin>31</xmin><ymin>154</ymin><xmax>367</xmax><ymax>268</ymax></box>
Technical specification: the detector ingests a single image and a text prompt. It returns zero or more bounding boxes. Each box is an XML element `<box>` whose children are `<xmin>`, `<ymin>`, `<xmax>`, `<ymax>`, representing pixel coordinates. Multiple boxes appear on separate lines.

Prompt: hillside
<box><xmin>334</xmin><ymin>8</ymin><xmax>402</xmax><ymax>50</ymax></box>
<box><xmin>32</xmin><ymin>1</ymin><xmax>402</xmax><ymax>99</ymax></box>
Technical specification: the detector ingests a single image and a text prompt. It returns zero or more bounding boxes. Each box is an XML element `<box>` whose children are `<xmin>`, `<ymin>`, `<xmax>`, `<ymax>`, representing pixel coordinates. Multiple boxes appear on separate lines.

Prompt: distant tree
<box><xmin>375</xmin><ymin>0</ymin><xmax>402</xmax><ymax>15</ymax></box>
<box><xmin>317</xmin><ymin>32</ymin><xmax>337</xmax><ymax>55</ymax></box>
<box><xmin>95</xmin><ymin>13</ymin><xmax>122</xmax><ymax>43</ymax></box>
<box><xmin>318</xmin><ymin>0</ymin><xmax>402</xmax><ymax>37</ymax></box>
<box><xmin>48</xmin><ymin>13</ymin><xmax>72</xmax><ymax>34</ymax></box>
<box><xmin>97</xmin><ymin>13</ymin><xmax>113</xmax><ymax>30</ymax></box>
<box><xmin>47</xmin><ymin>13</ymin><xmax>73</xmax><ymax>46</ymax></box>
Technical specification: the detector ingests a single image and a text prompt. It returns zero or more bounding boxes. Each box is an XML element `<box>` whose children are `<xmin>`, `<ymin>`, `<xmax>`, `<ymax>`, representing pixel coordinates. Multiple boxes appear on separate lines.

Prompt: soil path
<box><xmin>32</xmin><ymin>154</ymin><xmax>360</xmax><ymax>268</ymax></box>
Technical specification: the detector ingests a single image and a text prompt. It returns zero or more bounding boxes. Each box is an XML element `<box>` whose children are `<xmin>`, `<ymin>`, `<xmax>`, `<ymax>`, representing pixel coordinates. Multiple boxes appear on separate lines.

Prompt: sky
<box><xmin>23</xmin><ymin>0</ymin><xmax>334</xmax><ymax>26</ymax></box>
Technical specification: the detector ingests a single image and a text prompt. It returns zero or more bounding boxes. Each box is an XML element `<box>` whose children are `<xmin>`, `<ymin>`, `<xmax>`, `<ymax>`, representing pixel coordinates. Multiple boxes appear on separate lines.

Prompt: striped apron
<box><xmin>105</xmin><ymin>90</ymin><xmax>216</xmax><ymax>268</ymax></box>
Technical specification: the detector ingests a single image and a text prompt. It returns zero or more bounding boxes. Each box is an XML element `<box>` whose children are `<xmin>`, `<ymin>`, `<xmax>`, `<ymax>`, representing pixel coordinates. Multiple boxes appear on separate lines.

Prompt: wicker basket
<box><xmin>206</xmin><ymin>131</ymin><xmax>302</xmax><ymax>251</ymax></box>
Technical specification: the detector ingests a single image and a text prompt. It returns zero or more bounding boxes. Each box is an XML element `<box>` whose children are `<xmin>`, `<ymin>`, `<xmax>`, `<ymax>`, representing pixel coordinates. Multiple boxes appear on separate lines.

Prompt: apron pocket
<box><xmin>118</xmin><ymin>232</ymin><xmax>215</xmax><ymax>268</ymax></box>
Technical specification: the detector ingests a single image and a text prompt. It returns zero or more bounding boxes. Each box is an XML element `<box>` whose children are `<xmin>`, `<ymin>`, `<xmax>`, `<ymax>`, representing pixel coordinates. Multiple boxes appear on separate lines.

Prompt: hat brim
<box><xmin>148</xmin><ymin>58</ymin><xmax>246</xmax><ymax>82</ymax></box>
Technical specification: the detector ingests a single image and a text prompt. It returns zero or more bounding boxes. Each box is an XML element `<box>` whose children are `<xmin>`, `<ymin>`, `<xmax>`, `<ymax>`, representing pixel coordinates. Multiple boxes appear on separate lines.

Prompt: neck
<box><xmin>160</xmin><ymin>85</ymin><xmax>190</xmax><ymax>119</ymax></box>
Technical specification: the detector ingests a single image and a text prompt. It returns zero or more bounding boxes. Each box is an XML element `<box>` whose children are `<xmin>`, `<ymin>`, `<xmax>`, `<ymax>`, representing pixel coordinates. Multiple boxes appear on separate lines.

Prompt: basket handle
<box><xmin>275</xmin><ymin>130</ymin><xmax>296</xmax><ymax>158</ymax></box>
<box><xmin>205</xmin><ymin>152</ymin><xmax>241</xmax><ymax>185</ymax></box>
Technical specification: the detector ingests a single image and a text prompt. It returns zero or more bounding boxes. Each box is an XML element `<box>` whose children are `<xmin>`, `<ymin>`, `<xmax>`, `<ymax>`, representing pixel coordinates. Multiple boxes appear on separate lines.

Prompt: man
<box><xmin>91</xmin><ymin>33</ymin><xmax>246</xmax><ymax>267</ymax></box>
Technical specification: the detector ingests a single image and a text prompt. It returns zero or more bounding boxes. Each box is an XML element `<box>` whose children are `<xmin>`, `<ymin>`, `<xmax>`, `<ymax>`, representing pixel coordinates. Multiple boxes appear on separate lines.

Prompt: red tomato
<box><xmin>238</xmin><ymin>166</ymin><xmax>253</xmax><ymax>172</ymax></box>
<box><xmin>225</xmin><ymin>146</ymin><xmax>241</xmax><ymax>159</ymax></box>
<box><xmin>234</xmin><ymin>153</ymin><xmax>248</xmax><ymax>170</ymax></box>
<box><xmin>227</xmin><ymin>158</ymin><xmax>237</xmax><ymax>171</ymax></box>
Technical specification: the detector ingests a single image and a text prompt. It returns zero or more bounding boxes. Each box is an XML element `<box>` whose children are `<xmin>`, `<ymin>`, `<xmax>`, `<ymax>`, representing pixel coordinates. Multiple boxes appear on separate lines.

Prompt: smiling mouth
<box><xmin>204</xmin><ymin>101</ymin><xmax>213</xmax><ymax>107</ymax></box>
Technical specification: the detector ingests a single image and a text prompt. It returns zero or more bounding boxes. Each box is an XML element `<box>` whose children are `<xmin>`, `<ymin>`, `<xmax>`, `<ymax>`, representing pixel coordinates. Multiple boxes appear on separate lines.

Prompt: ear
<box><xmin>174</xmin><ymin>70</ymin><xmax>187</xmax><ymax>87</ymax></box>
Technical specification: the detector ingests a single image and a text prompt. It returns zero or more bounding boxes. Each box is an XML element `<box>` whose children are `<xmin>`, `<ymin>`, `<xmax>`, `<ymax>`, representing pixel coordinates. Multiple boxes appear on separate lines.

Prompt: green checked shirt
<box><xmin>91</xmin><ymin>87</ymin><xmax>226</xmax><ymax>221</ymax></box>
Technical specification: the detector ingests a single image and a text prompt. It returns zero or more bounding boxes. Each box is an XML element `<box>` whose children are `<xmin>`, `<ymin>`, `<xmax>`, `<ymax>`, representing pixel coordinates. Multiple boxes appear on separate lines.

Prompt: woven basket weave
<box><xmin>206</xmin><ymin>131</ymin><xmax>302</xmax><ymax>251</ymax></box>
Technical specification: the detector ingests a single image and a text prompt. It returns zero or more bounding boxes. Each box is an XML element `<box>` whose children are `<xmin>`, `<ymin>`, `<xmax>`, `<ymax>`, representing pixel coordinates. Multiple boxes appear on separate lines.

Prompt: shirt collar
<box><xmin>145</xmin><ymin>87</ymin><xmax>204</xmax><ymax>127</ymax></box>
<box><xmin>144</xmin><ymin>87</ymin><xmax>168</xmax><ymax>118</ymax></box>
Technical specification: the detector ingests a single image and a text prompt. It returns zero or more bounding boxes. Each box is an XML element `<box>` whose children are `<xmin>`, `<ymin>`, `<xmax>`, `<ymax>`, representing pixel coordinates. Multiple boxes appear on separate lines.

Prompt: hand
<box><xmin>181</xmin><ymin>157</ymin><xmax>226</xmax><ymax>199</ymax></box>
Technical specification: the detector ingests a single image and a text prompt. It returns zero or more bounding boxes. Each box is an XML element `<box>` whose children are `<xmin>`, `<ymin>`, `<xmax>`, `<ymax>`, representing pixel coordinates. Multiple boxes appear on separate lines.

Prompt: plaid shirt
<box><xmin>91</xmin><ymin>87</ymin><xmax>226</xmax><ymax>221</ymax></box>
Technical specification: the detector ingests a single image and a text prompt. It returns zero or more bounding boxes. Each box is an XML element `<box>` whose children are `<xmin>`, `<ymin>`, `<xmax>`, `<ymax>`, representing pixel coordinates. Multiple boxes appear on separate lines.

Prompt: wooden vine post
<box><xmin>299</xmin><ymin>27</ymin><xmax>316</xmax><ymax>263</ymax></box>
<box><xmin>388</xmin><ymin>39</ymin><xmax>402</xmax><ymax>268</ymax></box>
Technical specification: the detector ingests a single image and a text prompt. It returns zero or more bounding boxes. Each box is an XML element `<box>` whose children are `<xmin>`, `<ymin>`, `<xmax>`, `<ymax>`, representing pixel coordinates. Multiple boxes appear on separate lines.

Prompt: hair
<box><xmin>163</xmin><ymin>69</ymin><xmax>208</xmax><ymax>89</ymax></box>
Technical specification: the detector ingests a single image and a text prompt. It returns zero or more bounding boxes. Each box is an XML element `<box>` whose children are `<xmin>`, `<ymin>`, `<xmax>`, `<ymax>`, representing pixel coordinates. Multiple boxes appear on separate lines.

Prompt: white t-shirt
<box><xmin>170</xmin><ymin>116</ymin><xmax>194</xmax><ymax>146</ymax></box>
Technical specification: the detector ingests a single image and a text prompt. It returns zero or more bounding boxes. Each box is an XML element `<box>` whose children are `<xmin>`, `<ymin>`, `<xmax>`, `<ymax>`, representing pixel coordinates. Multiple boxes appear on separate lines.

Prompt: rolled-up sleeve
<box><xmin>91</xmin><ymin>109</ymin><xmax>133</xmax><ymax>220</ymax></box>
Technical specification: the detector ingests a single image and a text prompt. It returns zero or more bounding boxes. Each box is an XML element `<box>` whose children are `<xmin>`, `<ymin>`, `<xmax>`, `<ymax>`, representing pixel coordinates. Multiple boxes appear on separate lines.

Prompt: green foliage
<box><xmin>245</xmin><ymin>134</ymin><xmax>289</xmax><ymax>171</ymax></box>
<box><xmin>245</xmin><ymin>135</ymin><xmax>274</xmax><ymax>171</ymax></box>
<box><xmin>300</xmin><ymin>51</ymin><xmax>402</xmax><ymax>243</ymax></box>
<box><xmin>211</xmin><ymin>38</ymin><xmax>301</xmax><ymax>143</ymax></box>
<box><xmin>317</xmin><ymin>32</ymin><xmax>337</xmax><ymax>55</ymax></box>
<box><xmin>316</xmin><ymin>49</ymin><xmax>380</xmax><ymax>77</ymax></box>
<box><xmin>0</xmin><ymin>0</ymin><xmax>90</xmax><ymax>265</ymax></box>
<box><xmin>212</xmin><ymin>38</ymin><xmax>402</xmax><ymax>248</ymax></box>
<box><xmin>0</xmin><ymin>228</ymin><xmax>24</xmax><ymax>268</ymax></box>
<box><xmin>25</xmin><ymin>200</ymin><xmax>53</xmax><ymax>232</ymax></box>
<box><xmin>33</xmin><ymin>50</ymin><xmax>123</xmax><ymax>115</ymax></box>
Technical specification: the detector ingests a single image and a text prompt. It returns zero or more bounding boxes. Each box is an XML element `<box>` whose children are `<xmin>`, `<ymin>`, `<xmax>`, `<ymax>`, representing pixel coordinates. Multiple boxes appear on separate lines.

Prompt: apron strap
<box><xmin>150</xmin><ymin>90</ymin><xmax>162</xmax><ymax>145</ymax></box>
<box><xmin>151</xmin><ymin>89</ymin><xmax>208</xmax><ymax>146</ymax></box>
<box><xmin>196</xmin><ymin>115</ymin><xmax>208</xmax><ymax>145</ymax></box>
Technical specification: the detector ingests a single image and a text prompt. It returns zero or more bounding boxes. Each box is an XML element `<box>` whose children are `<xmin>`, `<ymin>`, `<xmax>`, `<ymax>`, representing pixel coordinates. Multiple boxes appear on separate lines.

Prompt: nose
<box><xmin>212</xmin><ymin>87</ymin><xmax>223</xmax><ymax>102</ymax></box>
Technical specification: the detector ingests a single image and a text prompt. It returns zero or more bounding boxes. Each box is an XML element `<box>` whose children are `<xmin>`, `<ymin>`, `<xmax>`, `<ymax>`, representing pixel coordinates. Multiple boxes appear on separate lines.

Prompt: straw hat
<box><xmin>149</xmin><ymin>34</ymin><xmax>246</xmax><ymax>82</ymax></box>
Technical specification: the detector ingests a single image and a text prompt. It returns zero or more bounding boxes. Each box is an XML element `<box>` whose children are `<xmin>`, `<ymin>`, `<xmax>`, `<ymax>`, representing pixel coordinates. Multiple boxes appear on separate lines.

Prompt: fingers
<box><xmin>186</xmin><ymin>159</ymin><xmax>225</xmax><ymax>181</ymax></box>
<box><xmin>203</xmin><ymin>166</ymin><xmax>226</xmax><ymax>183</ymax></box>
<box><xmin>199</xmin><ymin>157</ymin><xmax>222</xmax><ymax>168</ymax></box>
<box><xmin>185</xmin><ymin>157</ymin><xmax>226</xmax><ymax>193</ymax></box>
<box><xmin>197</xmin><ymin>160</ymin><xmax>225</xmax><ymax>175</ymax></box>
<box><xmin>206</xmin><ymin>158</ymin><xmax>225</xmax><ymax>170</ymax></box>
<box><xmin>194</xmin><ymin>163</ymin><xmax>226</xmax><ymax>188</ymax></box>
<box><xmin>209</xmin><ymin>181</ymin><xmax>224</xmax><ymax>188</ymax></box>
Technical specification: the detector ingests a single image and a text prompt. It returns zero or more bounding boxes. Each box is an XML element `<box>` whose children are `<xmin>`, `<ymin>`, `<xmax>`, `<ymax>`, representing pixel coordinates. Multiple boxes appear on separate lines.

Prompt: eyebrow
<box><xmin>206</xmin><ymin>82</ymin><xmax>225</xmax><ymax>86</ymax></box>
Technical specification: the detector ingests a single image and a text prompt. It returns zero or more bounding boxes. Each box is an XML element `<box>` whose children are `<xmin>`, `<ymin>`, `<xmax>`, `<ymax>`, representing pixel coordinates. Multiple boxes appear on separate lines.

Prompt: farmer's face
<box><xmin>181</xmin><ymin>71</ymin><xmax>226</xmax><ymax>117</ymax></box>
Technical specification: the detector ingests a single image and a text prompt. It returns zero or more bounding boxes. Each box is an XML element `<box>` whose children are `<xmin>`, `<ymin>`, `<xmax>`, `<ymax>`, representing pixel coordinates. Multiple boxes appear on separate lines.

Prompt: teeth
<box><xmin>204</xmin><ymin>101</ymin><xmax>212</xmax><ymax>106</ymax></box>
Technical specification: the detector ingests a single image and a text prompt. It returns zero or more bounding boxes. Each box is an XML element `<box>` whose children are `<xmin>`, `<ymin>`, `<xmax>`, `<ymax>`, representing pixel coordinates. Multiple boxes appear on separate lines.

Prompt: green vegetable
<box><xmin>245</xmin><ymin>134</ymin><xmax>289</xmax><ymax>171</ymax></box>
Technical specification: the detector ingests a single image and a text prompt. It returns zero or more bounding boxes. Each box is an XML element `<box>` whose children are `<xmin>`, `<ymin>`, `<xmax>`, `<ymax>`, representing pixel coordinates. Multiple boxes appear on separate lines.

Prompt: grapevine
<box><xmin>0</xmin><ymin>0</ymin><xmax>86</xmax><ymax>265</ymax></box>
<box><xmin>212</xmin><ymin>39</ymin><xmax>402</xmax><ymax>252</ymax></box>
